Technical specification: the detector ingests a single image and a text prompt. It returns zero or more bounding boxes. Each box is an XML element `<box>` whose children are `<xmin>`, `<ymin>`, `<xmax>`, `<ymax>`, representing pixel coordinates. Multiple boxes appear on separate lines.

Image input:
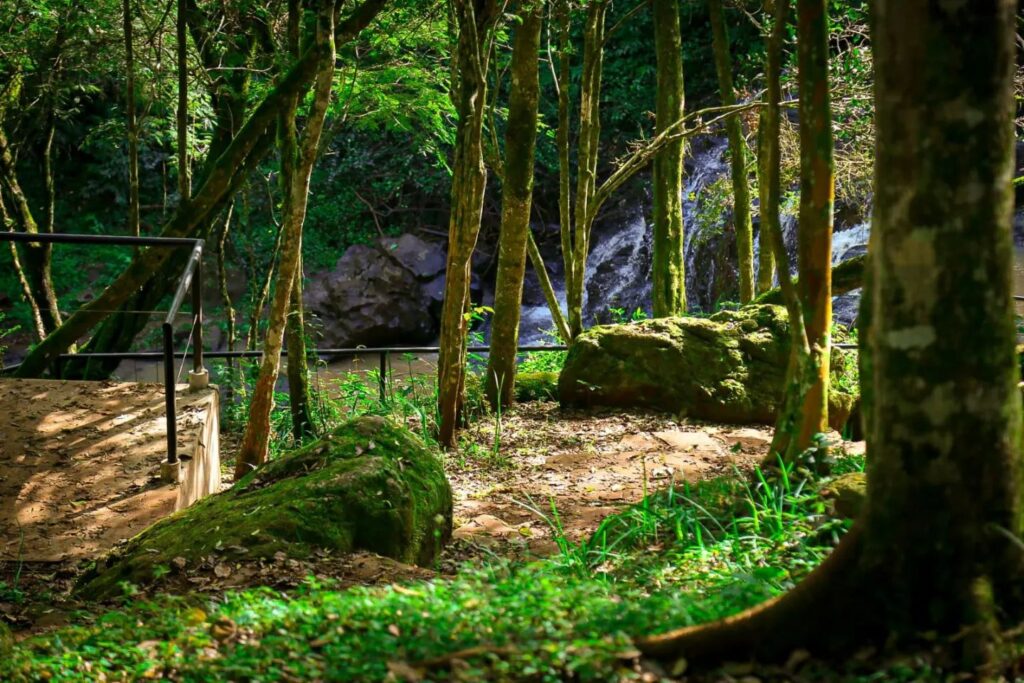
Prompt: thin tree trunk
<box><xmin>485</xmin><ymin>2</ymin><xmax>542</xmax><ymax>409</ymax></box>
<box><xmin>279</xmin><ymin>0</ymin><xmax>313</xmax><ymax>443</ymax></box>
<box><xmin>177</xmin><ymin>0</ymin><xmax>191</xmax><ymax>202</ymax></box>
<box><xmin>0</xmin><ymin>127</ymin><xmax>62</xmax><ymax>335</ymax></box>
<box><xmin>235</xmin><ymin>0</ymin><xmax>335</xmax><ymax>477</ymax></box>
<box><xmin>651</xmin><ymin>0</ymin><xmax>686</xmax><ymax>316</ymax></box>
<box><xmin>124</xmin><ymin>0</ymin><xmax>141</xmax><ymax>236</ymax></box>
<box><xmin>755</xmin><ymin>110</ymin><xmax>775</xmax><ymax>294</ymax></box>
<box><xmin>794</xmin><ymin>0</ymin><xmax>834</xmax><ymax>446</ymax></box>
<box><xmin>567</xmin><ymin>0</ymin><xmax>608</xmax><ymax>338</ymax></box>
<box><xmin>286</xmin><ymin>260</ymin><xmax>313</xmax><ymax>442</ymax></box>
<box><xmin>525</xmin><ymin>230</ymin><xmax>571</xmax><ymax>343</ymax></box>
<box><xmin>1</xmin><ymin>193</ymin><xmax>45</xmax><ymax>341</ymax></box>
<box><xmin>708</xmin><ymin>0</ymin><xmax>754</xmax><ymax>304</ymax></box>
<box><xmin>437</xmin><ymin>0</ymin><xmax>498</xmax><ymax>447</ymax></box>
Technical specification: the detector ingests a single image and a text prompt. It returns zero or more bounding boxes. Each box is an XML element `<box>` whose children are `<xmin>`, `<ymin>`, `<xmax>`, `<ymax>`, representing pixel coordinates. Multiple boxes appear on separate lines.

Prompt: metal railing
<box><xmin>1</xmin><ymin>231</ymin><xmax>206</xmax><ymax>467</ymax></box>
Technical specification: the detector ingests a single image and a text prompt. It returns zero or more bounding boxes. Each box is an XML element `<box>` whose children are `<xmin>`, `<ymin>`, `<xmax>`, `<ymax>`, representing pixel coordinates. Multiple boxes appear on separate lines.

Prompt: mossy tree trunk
<box><xmin>755</xmin><ymin>111</ymin><xmax>775</xmax><ymax>294</ymax></box>
<box><xmin>124</xmin><ymin>0</ymin><xmax>140</xmax><ymax>237</ymax></box>
<box><xmin>0</xmin><ymin>126</ymin><xmax>63</xmax><ymax>337</ymax></box>
<box><xmin>437</xmin><ymin>0</ymin><xmax>499</xmax><ymax>447</ymax></box>
<box><xmin>14</xmin><ymin>0</ymin><xmax>388</xmax><ymax>379</ymax></box>
<box><xmin>485</xmin><ymin>1</ymin><xmax>542</xmax><ymax>409</ymax></box>
<box><xmin>651</xmin><ymin>0</ymin><xmax>686</xmax><ymax>317</ymax></box>
<box><xmin>235</xmin><ymin>0</ymin><xmax>335</xmax><ymax>478</ymax></box>
<box><xmin>754</xmin><ymin>0</ymin><xmax>815</xmax><ymax>466</ymax></box>
<box><xmin>862</xmin><ymin>0</ymin><xmax>1023</xmax><ymax>652</ymax></box>
<box><xmin>794</xmin><ymin>0</ymin><xmax>834</xmax><ymax>446</ymax></box>
<box><xmin>177</xmin><ymin>0</ymin><xmax>191</xmax><ymax>203</ymax></box>
<box><xmin>639</xmin><ymin>0</ymin><xmax>1024</xmax><ymax>667</ymax></box>
<box><xmin>281</xmin><ymin>4</ymin><xmax>314</xmax><ymax>444</ymax></box>
<box><xmin>708</xmin><ymin>0</ymin><xmax>754</xmax><ymax>304</ymax></box>
<box><xmin>566</xmin><ymin>0</ymin><xmax>608</xmax><ymax>339</ymax></box>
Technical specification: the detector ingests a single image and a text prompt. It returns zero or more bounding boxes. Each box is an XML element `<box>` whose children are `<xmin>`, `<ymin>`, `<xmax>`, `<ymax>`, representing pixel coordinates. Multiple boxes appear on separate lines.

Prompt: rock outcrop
<box><xmin>77</xmin><ymin>416</ymin><xmax>453</xmax><ymax>599</ymax></box>
<box><xmin>305</xmin><ymin>234</ymin><xmax>448</xmax><ymax>348</ymax></box>
<box><xmin>559</xmin><ymin>305</ymin><xmax>858</xmax><ymax>430</ymax></box>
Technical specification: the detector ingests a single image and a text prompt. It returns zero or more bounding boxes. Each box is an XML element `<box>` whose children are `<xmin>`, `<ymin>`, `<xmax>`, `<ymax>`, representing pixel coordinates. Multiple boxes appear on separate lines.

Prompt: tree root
<box><xmin>636</xmin><ymin>523</ymin><xmax>871</xmax><ymax>664</ymax></box>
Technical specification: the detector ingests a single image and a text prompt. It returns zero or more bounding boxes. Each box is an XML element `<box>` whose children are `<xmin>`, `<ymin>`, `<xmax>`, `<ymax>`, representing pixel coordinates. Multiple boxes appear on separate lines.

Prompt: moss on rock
<box><xmin>77</xmin><ymin>416</ymin><xmax>452</xmax><ymax>600</ymax></box>
<box><xmin>559</xmin><ymin>305</ymin><xmax>858</xmax><ymax>429</ymax></box>
<box><xmin>514</xmin><ymin>371</ymin><xmax>559</xmax><ymax>402</ymax></box>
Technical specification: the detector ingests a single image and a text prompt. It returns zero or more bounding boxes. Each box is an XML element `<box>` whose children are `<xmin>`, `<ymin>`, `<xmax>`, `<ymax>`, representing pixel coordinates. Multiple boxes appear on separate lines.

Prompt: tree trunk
<box><xmin>235</xmin><ymin>0</ymin><xmax>335</xmax><ymax>478</ymax></box>
<box><xmin>794</xmin><ymin>0</ymin><xmax>833</xmax><ymax>447</ymax></box>
<box><xmin>708</xmin><ymin>0</ymin><xmax>754</xmax><ymax>304</ymax></box>
<box><xmin>567</xmin><ymin>0</ymin><xmax>608</xmax><ymax>339</ymax></box>
<box><xmin>485</xmin><ymin>1</ymin><xmax>542</xmax><ymax>409</ymax></box>
<box><xmin>863</xmin><ymin>0</ymin><xmax>1023</xmax><ymax>652</ymax></box>
<box><xmin>651</xmin><ymin>0</ymin><xmax>687</xmax><ymax>317</ymax></box>
<box><xmin>124</xmin><ymin>0</ymin><xmax>141</xmax><ymax>236</ymax></box>
<box><xmin>287</xmin><ymin>257</ymin><xmax>313</xmax><ymax>442</ymax></box>
<box><xmin>177</xmin><ymin>0</ymin><xmax>191</xmax><ymax>202</ymax></box>
<box><xmin>0</xmin><ymin>127</ymin><xmax>62</xmax><ymax>335</ymax></box>
<box><xmin>755</xmin><ymin>110</ymin><xmax>775</xmax><ymax>294</ymax></box>
<box><xmin>639</xmin><ymin>0</ymin><xmax>1024</xmax><ymax>668</ymax></box>
<box><xmin>437</xmin><ymin>0</ymin><xmax>498</xmax><ymax>448</ymax></box>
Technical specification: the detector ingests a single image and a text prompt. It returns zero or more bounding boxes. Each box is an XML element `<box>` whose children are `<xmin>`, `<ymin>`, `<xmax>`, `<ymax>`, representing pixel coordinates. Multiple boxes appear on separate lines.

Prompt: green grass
<box><xmin>2</xmin><ymin>456</ymin><xmax>873</xmax><ymax>682</ymax></box>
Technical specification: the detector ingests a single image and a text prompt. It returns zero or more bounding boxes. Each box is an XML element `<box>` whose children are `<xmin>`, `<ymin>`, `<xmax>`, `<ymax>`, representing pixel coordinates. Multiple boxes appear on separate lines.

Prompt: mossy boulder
<box><xmin>77</xmin><ymin>416</ymin><xmax>452</xmax><ymax>599</ymax></box>
<box><xmin>559</xmin><ymin>304</ymin><xmax>858</xmax><ymax>430</ymax></box>
<box><xmin>514</xmin><ymin>371</ymin><xmax>559</xmax><ymax>402</ymax></box>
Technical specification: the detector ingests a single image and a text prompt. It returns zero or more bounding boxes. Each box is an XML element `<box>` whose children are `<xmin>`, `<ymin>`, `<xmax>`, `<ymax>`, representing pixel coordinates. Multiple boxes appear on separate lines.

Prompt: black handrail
<box><xmin>1</xmin><ymin>231</ymin><xmax>205</xmax><ymax>469</ymax></box>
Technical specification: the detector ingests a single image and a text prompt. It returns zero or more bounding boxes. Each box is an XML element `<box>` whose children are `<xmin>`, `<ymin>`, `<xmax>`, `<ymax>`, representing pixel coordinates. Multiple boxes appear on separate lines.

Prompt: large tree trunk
<box><xmin>235</xmin><ymin>0</ymin><xmax>336</xmax><ymax>478</ymax></box>
<box><xmin>793</xmin><ymin>0</ymin><xmax>834</xmax><ymax>446</ymax></box>
<box><xmin>485</xmin><ymin>1</ymin><xmax>542</xmax><ymax>409</ymax></box>
<box><xmin>639</xmin><ymin>0</ymin><xmax>1023</xmax><ymax>668</ymax></box>
<box><xmin>709</xmin><ymin>0</ymin><xmax>754</xmax><ymax>304</ymax></box>
<box><xmin>650</xmin><ymin>0</ymin><xmax>686</xmax><ymax>317</ymax></box>
<box><xmin>437</xmin><ymin>0</ymin><xmax>498</xmax><ymax>448</ymax></box>
<box><xmin>862</xmin><ymin>0</ymin><xmax>1023</xmax><ymax>650</ymax></box>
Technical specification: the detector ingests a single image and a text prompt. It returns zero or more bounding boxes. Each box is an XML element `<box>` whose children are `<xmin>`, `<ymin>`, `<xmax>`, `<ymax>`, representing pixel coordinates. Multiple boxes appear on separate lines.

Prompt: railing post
<box><xmin>188</xmin><ymin>243</ymin><xmax>209</xmax><ymax>391</ymax></box>
<box><xmin>161</xmin><ymin>321</ymin><xmax>179</xmax><ymax>482</ymax></box>
<box><xmin>378</xmin><ymin>351</ymin><xmax>387</xmax><ymax>403</ymax></box>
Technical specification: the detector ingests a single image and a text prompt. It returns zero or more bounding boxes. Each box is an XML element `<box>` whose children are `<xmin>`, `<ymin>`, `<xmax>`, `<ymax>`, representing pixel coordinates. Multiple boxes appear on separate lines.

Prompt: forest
<box><xmin>0</xmin><ymin>0</ymin><xmax>1021</xmax><ymax>680</ymax></box>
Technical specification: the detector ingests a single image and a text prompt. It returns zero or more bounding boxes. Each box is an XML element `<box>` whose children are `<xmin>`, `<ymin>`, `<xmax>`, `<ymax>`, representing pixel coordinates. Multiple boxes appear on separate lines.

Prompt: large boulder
<box><xmin>77</xmin><ymin>416</ymin><xmax>453</xmax><ymax>599</ymax></box>
<box><xmin>559</xmin><ymin>305</ymin><xmax>858</xmax><ymax>430</ymax></box>
<box><xmin>305</xmin><ymin>234</ymin><xmax>447</xmax><ymax>348</ymax></box>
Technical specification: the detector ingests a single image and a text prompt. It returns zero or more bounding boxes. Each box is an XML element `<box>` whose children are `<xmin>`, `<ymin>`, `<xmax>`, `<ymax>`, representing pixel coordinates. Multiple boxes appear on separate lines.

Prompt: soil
<box><xmin>0</xmin><ymin>379</ymin><xmax>217</xmax><ymax>563</ymax></box>
<box><xmin>0</xmin><ymin>397</ymin><xmax>837</xmax><ymax>640</ymax></box>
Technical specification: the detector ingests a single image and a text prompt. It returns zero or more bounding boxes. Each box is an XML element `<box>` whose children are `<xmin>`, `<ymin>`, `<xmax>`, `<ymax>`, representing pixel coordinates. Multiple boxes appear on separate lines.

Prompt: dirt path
<box><xmin>444</xmin><ymin>403</ymin><xmax>771</xmax><ymax>560</ymax></box>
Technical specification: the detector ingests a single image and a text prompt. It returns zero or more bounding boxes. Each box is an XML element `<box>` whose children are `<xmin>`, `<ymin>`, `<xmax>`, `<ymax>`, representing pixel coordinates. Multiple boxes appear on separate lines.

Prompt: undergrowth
<box><xmin>0</xmin><ymin>456</ymin><xmax>899</xmax><ymax>682</ymax></box>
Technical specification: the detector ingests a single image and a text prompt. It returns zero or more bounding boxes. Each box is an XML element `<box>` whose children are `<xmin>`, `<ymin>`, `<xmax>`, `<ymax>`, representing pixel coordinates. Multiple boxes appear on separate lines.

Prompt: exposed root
<box><xmin>636</xmin><ymin>523</ymin><xmax>870</xmax><ymax>663</ymax></box>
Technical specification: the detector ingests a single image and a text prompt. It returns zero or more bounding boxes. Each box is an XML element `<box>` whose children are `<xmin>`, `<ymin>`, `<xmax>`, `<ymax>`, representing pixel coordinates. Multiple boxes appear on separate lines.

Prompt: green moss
<box><xmin>77</xmin><ymin>416</ymin><xmax>452</xmax><ymax>600</ymax></box>
<box><xmin>559</xmin><ymin>305</ymin><xmax>859</xmax><ymax>428</ymax></box>
<box><xmin>513</xmin><ymin>371</ymin><xmax>559</xmax><ymax>402</ymax></box>
<box><xmin>0</xmin><ymin>620</ymin><xmax>11</xmax><ymax>658</ymax></box>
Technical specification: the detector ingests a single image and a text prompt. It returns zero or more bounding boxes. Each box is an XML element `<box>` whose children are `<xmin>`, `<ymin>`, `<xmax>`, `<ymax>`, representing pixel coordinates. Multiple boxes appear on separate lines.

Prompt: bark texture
<box><xmin>485</xmin><ymin>2</ymin><xmax>542</xmax><ymax>409</ymax></box>
<box><xmin>235</xmin><ymin>0</ymin><xmax>336</xmax><ymax>477</ymax></box>
<box><xmin>437</xmin><ymin>0</ymin><xmax>498</xmax><ymax>447</ymax></box>
<box><xmin>651</xmin><ymin>0</ymin><xmax>686</xmax><ymax>316</ymax></box>
<box><xmin>863</xmin><ymin>0</ymin><xmax>1024</xmax><ymax>648</ymax></box>
<box><xmin>709</xmin><ymin>0</ymin><xmax>754</xmax><ymax>304</ymax></box>
<box><xmin>794</xmin><ymin>0</ymin><xmax>834</xmax><ymax>445</ymax></box>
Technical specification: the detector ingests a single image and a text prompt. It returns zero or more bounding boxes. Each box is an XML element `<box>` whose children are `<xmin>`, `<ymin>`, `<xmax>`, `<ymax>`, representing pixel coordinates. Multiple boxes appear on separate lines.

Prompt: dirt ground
<box><xmin>0</xmin><ymin>400</ymin><xmax>783</xmax><ymax>635</ymax></box>
<box><xmin>0</xmin><ymin>379</ymin><xmax>216</xmax><ymax>562</ymax></box>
